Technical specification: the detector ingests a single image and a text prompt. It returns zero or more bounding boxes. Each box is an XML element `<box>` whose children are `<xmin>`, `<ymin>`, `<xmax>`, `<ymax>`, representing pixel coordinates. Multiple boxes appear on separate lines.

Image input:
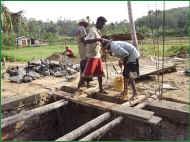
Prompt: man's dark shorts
<box><xmin>80</xmin><ymin>59</ymin><xmax>87</xmax><ymax>73</ymax></box>
<box><xmin>123</xmin><ymin>59</ymin><xmax>139</xmax><ymax>78</ymax></box>
<box><xmin>80</xmin><ymin>59</ymin><xmax>93</xmax><ymax>82</ymax></box>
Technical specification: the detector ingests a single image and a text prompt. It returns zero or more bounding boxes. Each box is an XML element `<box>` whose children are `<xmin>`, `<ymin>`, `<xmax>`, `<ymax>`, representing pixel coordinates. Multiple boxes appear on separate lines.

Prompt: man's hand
<box><xmin>118</xmin><ymin>59</ymin><xmax>123</xmax><ymax>69</ymax></box>
<box><xmin>123</xmin><ymin>56</ymin><xmax>128</xmax><ymax>62</ymax></box>
<box><xmin>97</xmin><ymin>38</ymin><xmax>103</xmax><ymax>42</ymax></box>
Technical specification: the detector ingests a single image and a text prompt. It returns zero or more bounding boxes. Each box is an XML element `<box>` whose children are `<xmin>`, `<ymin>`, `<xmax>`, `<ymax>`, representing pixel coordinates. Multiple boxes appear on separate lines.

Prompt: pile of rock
<box><xmin>6</xmin><ymin>59</ymin><xmax>80</xmax><ymax>83</ymax></box>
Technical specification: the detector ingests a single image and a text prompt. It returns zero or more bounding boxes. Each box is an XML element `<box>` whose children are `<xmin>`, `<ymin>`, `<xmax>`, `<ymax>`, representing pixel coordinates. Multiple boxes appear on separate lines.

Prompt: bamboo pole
<box><xmin>80</xmin><ymin>117</ymin><xmax>123</xmax><ymax>141</ymax></box>
<box><xmin>56</xmin><ymin>112</ymin><xmax>111</xmax><ymax>141</ymax></box>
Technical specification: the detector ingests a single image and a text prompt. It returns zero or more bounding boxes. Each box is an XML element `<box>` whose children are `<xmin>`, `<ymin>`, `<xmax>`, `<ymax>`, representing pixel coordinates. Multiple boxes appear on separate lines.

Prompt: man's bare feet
<box><xmin>129</xmin><ymin>94</ymin><xmax>138</xmax><ymax>101</ymax></box>
<box><xmin>99</xmin><ymin>89</ymin><xmax>108</xmax><ymax>94</ymax></box>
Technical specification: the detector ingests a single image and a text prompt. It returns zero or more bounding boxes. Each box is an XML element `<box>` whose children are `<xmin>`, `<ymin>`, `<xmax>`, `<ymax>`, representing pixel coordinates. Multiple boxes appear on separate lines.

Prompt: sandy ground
<box><xmin>1</xmin><ymin>56</ymin><xmax>189</xmax><ymax>104</ymax></box>
<box><xmin>139</xmin><ymin>57</ymin><xmax>189</xmax><ymax>104</ymax></box>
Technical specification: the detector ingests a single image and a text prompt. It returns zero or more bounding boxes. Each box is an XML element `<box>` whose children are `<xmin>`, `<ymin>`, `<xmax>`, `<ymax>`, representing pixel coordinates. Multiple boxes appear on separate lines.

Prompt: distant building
<box><xmin>16</xmin><ymin>36</ymin><xmax>48</xmax><ymax>47</ymax></box>
<box><xmin>16</xmin><ymin>36</ymin><xmax>31</xmax><ymax>47</ymax></box>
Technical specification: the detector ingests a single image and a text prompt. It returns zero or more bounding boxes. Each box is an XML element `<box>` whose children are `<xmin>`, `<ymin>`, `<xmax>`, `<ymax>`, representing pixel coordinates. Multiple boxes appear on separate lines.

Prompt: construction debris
<box><xmin>162</xmin><ymin>83</ymin><xmax>178</xmax><ymax>90</ymax></box>
<box><xmin>184</xmin><ymin>68</ymin><xmax>190</xmax><ymax>76</ymax></box>
<box><xmin>6</xmin><ymin>59</ymin><xmax>80</xmax><ymax>83</ymax></box>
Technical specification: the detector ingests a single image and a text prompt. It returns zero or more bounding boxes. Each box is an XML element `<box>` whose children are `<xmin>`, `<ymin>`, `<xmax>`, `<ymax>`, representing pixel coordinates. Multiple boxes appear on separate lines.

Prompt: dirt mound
<box><xmin>46</xmin><ymin>52</ymin><xmax>65</xmax><ymax>62</ymax></box>
<box><xmin>176</xmin><ymin>48</ymin><xmax>189</xmax><ymax>58</ymax></box>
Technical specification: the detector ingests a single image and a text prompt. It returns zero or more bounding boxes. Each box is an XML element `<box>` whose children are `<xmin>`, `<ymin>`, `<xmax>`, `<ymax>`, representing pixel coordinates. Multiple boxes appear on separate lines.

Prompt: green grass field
<box><xmin>2</xmin><ymin>44</ymin><xmax>78</xmax><ymax>62</ymax></box>
<box><xmin>139</xmin><ymin>43</ymin><xmax>189</xmax><ymax>57</ymax></box>
<box><xmin>2</xmin><ymin>38</ymin><xmax>189</xmax><ymax>62</ymax></box>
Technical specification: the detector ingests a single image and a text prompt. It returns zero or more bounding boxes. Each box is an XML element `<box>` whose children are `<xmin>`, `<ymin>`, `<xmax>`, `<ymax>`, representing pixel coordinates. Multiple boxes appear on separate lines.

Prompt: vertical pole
<box><xmin>127</xmin><ymin>1</ymin><xmax>138</xmax><ymax>48</ymax></box>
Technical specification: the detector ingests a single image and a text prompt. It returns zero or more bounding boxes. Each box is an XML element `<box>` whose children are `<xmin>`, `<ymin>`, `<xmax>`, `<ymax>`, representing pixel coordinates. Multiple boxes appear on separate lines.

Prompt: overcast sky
<box><xmin>3</xmin><ymin>1</ymin><xmax>189</xmax><ymax>23</ymax></box>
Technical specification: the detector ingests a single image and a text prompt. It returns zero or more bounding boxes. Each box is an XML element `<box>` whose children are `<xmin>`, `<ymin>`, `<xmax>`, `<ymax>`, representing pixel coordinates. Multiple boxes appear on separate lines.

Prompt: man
<box><xmin>63</xmin><ymin>46</ymin><xmax>75</xmax><ymax>58</ymax></box>
<box><xmin>82</xmin><ymin>16</ymin><xmax>107</xmax><ymax>93</ymax></box>
<box><xmin>76</xmin><ymin>19</ymin><xmax>90</xmax><ymax>88</ymax></box>
<box><xmin>103</xmin><ymin>40</ymin><xmax>140</xmax><ymax>99</ymax></box>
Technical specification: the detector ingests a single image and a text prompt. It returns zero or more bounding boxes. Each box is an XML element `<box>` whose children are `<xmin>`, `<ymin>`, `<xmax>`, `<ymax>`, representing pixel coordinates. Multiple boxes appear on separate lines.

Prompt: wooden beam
<box><xmin>2</xmin><ymin>93</ymin><xmax>41</xmax><ymax>111</ymax></box>
<box><xmin>111</xmin><ymin>105</ymin><xmax>154</xmax><ymax>121</ymax></box>
<box><xmin>55</xmin><ymin>94</ymin><xmax>161</xmax><ymax>141</ymax></box>
<box><xmin>79</xmin><ymin>95</ymin><xmax>161</xmax><ymax>141</ymax></box>
<box><xmin>139</xmin><ymin>64</ymin><xmax>176</xmax><ymax>77</ymax></box>
<box><xmin>55</xmin><ymin>91</ymin><xmax>162</xmax><ymax>141</ymax></box>
<box><xmin>55</xmin><ymin>91</ymin><xmax>155</xmax><ymax>121</ymax></box>
<box><xmin>56</xmin><ymin>112</ymin><xmax>111</xmax><ymax>141</ymax></box>
<box><xmin>146</xmin><ymin>100</ymin><xmax>190</xmax><ymax>124</ymax></box>
<box><xmin>2</xmin><ymin>99</ymin><xmax>68</xmax><ymax>128</ymax></box>
<box><xmin>87</xmin><ymin>92</ymin><xmax>126</xmax><ymax>104</ymax></box>
<box><xmin>80</xmin><ymin>116</ymin><xmax>123</xmax><ymax>141</ymax></box>
<box><xmin>55</xmin><ymin>91</ymin><xmax>118</xmax><ymax>111</ymax></box>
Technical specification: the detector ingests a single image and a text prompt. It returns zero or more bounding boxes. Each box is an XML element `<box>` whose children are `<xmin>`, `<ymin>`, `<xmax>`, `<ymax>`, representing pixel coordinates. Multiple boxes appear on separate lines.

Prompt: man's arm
<box><xmin>83</xmin><ymin>38</ymin><xmax>102</xmax><ymax>44</ymax></box>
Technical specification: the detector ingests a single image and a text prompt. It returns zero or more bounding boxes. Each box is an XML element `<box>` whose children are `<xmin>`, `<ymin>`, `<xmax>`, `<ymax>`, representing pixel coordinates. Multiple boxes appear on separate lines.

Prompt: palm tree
<box><xmin>1</xmin><ymin>5</ymin><xmax>23</xmax><ymax>34</ymax></box>
<box><xmin>1</xmin><ymin>6</ymin><xmax>13</xmax><ymax>33</ymax></box>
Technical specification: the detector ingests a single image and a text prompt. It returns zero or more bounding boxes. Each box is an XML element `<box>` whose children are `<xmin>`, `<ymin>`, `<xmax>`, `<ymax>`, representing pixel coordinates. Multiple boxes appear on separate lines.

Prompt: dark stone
<box><xmin>6</xmin><ymin>67</ymin><xmax>19</xmax><ymax>76</ymax></box>
<box><xmin>9</xmin><ymin>75</ymin><xmax>23</xmax><ymax>83</ymax></box>
<box><xmin>54</xmin><ymin>71</ymin><xmax>65</xmax><ymax>77</ymax></box>
<box><xmin>66</xmin><ymin>67</ymin><xmax>77</xmax><ymax>75</ymax></box>
<box><xmin>72</xmin><ymin>64</ymin><xmax>80</xmax><ymax>72</ymax></box>
<box><xmin>29</xmin><ymin>60</ymin><xmax>42</xmax><ymax>65</ymax></box>
<box><xmin>23</xmin><ymin>75</ymin><xmax>33</xmax><ymax>83</ymax></box>
<box><xmin>28</xmin><ymin>71</ymin><xmax>41</xmax><ymax>79</ymax></box>
<box><xmin>185</xmin><ymin>69</ymin><xmax>190</xmax><ymax>76</ymax></box>
<box><xmin>41</xmin><ymin>70</ymin><xmax>50</xmax><ymax>76</ymax></box>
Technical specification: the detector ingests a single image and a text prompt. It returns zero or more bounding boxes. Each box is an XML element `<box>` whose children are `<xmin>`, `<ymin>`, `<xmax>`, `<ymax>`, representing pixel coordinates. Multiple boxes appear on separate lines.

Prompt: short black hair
<box><xmin>97</xmin><ymin>16</ymin><xmax>107</xmax><ymax>23</ymax></box>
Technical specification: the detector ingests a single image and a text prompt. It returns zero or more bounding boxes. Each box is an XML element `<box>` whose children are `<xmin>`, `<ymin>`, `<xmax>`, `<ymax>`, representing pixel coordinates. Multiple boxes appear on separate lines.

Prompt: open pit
<box><xmin>2</xmin><ymin>84</ymin><xmax>189</xmax><ymax>141</ymax></box>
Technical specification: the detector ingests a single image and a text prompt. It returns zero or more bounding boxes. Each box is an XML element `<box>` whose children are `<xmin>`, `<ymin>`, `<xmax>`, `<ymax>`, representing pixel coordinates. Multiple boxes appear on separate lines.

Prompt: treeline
<box><xmin>2</xmin><ymin>6</ymin><xmax>189</xmax><ymax>47</ymax></box>
<box><xmin>20</xmin><ymin>6</ymin><xmax>188</xmax><ymax>40</ymax></box>
<box><xmin>19</xmin><ymin>18</ymin><xmax>78</xmax><ymax>42</ymax></box>
<box><xmin>135</xmin><ymin>7</ymin><xmax>190</xmax><ymax>37</ymax></box>
<box><xmin>15</xmin><ymin>18</ymin><xmax>130</xmax><ymax>41</ymax></box>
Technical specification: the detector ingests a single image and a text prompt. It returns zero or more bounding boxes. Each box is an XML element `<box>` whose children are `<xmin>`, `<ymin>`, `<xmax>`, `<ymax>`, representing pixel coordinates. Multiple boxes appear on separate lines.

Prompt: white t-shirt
<box><xmin>85</xmin><ymin>26</ymin><xmax>102</xmax><ymax>58</ymax></box>
<box><xmin>110</xmin><ymin>41</ymin><xmax>140</xmax><ymax>62</ymax></box>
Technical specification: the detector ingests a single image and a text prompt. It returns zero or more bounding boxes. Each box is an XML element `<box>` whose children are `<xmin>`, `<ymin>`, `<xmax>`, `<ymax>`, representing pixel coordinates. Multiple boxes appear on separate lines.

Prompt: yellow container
<box><xmin>113</xmin><ymin>75</ymin><xmax>124</xmax><ymax>92</ymax></box>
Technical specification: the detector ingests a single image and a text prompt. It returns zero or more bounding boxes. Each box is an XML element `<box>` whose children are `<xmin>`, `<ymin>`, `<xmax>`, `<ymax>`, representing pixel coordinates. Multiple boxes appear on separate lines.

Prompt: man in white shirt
<box><xmin>82</xmin><ymin>16</ymin><xmax>107</xmax><ymax>93</ymax></box>
<box><xmin>103</xmin><ymin>40</ymin><xmax>140</xmax><ymax>99</ymax></box>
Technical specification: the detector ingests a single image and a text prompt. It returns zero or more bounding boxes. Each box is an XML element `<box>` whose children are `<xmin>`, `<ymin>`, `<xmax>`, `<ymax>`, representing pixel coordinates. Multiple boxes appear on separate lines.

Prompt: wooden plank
<box><xmin>162</xmin><ymin>97</ymin><xmax>190</xmax><ymax>105</ymax></box>
<box><xmin>139</xmin><ymin>64</ymin><xmax>176</xmax><ymax>77</ymax></box>
<box><xmin>87</xmin><ymin>92</ymin><xmax>126</xmax><ymax>104</ymax></box>
<box><xmin>146</xmin><ymin>100</ymin><xmax>190</xmax><ymax>124</ymax></box>
<box><xmin>112</xmin><ymin>105</ymin><xmax>154</xmax><ymax>121</ymax></box>
<box><xmin>55</xmin><ymin>91</ymin><xmax>118</xmax><ymax>111</ymax></box>
<box><xmin>56</xmin><ymin>112</ymin><xmax>111</xmax><ymax>141</ymax></box>
<box><xmin>1</xmin><ymin>100</ymin><xmax>68</xmax><ymax>128</ymax></box>
<box><xmin>55</xmin><ymin>91</ymin><xmax>154</xmax><ymax>121</ymax></box>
